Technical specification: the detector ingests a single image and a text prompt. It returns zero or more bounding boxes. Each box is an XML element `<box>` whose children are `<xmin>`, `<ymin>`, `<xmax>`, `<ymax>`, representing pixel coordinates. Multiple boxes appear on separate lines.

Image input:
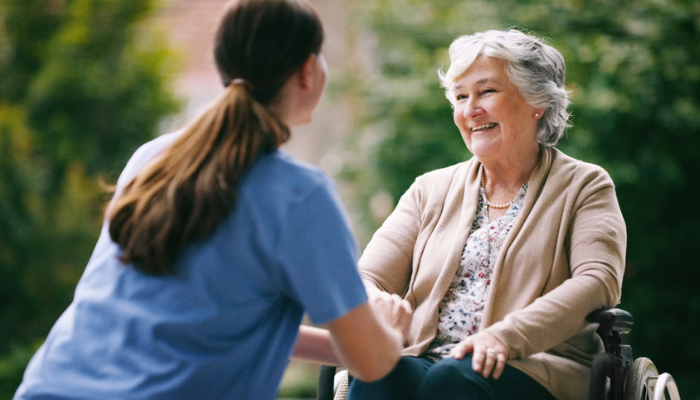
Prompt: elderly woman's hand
<box><xmin>449</xmin><ymin>331</ymin><xmax>510</xmax><ymax>379</ymax></box>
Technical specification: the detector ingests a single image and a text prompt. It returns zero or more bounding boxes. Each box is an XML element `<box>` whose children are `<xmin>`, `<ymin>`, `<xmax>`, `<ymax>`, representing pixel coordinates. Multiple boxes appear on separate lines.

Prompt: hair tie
<box><xmin>231</xmin><ymin>78</ymin><xmax>253</xmax><ymax>92</ymax></box>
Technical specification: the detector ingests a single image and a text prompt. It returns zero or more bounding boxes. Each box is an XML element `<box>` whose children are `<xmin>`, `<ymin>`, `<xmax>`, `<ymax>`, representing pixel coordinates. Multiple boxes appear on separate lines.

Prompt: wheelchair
<box><xmin>317</xmin><ymin>309</ymin><xmax>681</xmax><ymax>400</ymax></box>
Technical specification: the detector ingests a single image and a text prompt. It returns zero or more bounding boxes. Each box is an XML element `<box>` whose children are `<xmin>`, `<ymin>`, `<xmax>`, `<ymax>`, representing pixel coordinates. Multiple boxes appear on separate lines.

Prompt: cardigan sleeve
<box><xmin>358</xmin><ymin>181</ymin><xmax>423</xmax><ymax>298</ymax></box>
<box><xmin>486</xmin><ymin>168</ymin><xmax>627</xmax><ymax>359</ymax></box>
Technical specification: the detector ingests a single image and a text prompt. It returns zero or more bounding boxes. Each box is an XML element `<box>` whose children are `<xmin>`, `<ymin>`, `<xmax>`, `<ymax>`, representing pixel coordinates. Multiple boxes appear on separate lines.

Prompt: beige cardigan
<box><xmin>359</xmin><ymin>146</ymin><xmax>626</xmax><ymax>400</ymax></box>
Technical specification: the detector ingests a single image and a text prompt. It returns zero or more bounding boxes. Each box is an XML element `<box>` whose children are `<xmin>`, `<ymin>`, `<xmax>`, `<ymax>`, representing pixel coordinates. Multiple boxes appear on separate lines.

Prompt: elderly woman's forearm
<box><xmin>486</xmin><ymin>273</ymin><xmax>617</xmax><ymax>358</ymax></box>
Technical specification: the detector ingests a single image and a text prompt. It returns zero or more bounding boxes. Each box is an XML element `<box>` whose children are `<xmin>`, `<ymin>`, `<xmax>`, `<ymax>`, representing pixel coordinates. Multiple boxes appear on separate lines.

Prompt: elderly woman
<box><xmin>347</xmin><ymin>29</ymin><xmax>626</xmax><ymax>400</ymax></box>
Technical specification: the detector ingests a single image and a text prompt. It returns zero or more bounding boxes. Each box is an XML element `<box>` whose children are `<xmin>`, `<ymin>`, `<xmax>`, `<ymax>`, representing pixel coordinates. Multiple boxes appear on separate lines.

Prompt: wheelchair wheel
<box><xmin>625</xmin><ymin>357</ymin><xmax>658</xmax><ymax>400</ymax></box>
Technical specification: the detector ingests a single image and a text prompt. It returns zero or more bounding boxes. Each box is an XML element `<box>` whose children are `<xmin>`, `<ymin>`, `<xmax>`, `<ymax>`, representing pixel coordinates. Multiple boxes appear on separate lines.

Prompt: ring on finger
<box><xmin>486</xmin><ymin>348</ymin><xmax>498</xmax><ymax>356</ymax></box>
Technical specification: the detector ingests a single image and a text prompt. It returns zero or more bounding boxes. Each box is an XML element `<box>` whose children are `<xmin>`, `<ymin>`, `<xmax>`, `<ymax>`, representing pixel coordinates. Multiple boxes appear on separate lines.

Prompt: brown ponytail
<box><xmin>108</xmin><ymin>0</ymin><xmax>323</xmax><ymax>274</ymax></box>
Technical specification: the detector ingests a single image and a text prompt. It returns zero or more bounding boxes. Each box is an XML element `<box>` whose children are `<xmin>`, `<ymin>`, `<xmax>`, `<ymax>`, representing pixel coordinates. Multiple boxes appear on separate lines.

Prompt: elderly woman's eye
<box><xmin>456</xmin><ymin>94</ymin><xmax>468</xmax><ymax>101</ymax></box>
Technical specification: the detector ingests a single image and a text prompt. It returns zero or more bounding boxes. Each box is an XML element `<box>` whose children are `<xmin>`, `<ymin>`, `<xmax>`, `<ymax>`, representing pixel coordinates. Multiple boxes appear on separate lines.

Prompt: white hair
<box><xmin>439</xmin><ymin>29</ymin><xmax>572</xmax><ymax>146</ymax></box>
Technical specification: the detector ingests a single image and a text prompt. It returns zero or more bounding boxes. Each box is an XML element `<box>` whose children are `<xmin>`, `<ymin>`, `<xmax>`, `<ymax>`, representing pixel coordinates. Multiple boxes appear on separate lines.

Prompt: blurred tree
<box><xmin>345</xmin><ymin>0</ymin><xmax>700</xmax><ymax>397</ymax></box>
<box><xmin>0</xmin><ymin>0</ymin><xmax>180</xmax><ymax>395</ymax></box>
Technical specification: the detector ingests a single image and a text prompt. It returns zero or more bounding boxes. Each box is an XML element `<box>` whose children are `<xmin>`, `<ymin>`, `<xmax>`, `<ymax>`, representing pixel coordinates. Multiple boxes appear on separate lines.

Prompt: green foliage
<box><xmin>0</xmin><ymin>342</ymin><xmax>41</xmax><ymax>396</ymax></box>
<box><xmin>346</xmin><ymin>0</ymin><xmax>700</xmax><ymax>397</ymax></box>
<box><xmin>0</xmin><ymin>0</ymin><xmax>181</xmax><ymax>395</ymax></box>
<box><xmin>276</xmin><ymin>362</ymin><xmax>319</xmax><ymax>398</ymax></box>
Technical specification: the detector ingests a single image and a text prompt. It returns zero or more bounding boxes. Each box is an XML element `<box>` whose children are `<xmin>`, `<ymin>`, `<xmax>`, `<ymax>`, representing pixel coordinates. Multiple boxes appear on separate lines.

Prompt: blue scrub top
<box><xmin>15</xmin><ymin>132</ymin><xmax>368</xmax><ymax>400</ymax></box>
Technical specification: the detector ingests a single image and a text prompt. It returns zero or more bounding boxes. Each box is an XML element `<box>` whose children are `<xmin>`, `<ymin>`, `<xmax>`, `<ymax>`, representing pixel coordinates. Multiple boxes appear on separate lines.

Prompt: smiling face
<box><xmin>452</xmin><ymin>55</ymin><xmax>542</xmax><ymax>165</ymax></box>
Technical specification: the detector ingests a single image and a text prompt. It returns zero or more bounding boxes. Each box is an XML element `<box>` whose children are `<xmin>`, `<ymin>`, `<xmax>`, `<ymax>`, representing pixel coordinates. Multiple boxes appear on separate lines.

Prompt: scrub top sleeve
<box><xmin>278</xmin><ymin>179</ymin><xmax>368</xmax><ymax>325</ymax></box>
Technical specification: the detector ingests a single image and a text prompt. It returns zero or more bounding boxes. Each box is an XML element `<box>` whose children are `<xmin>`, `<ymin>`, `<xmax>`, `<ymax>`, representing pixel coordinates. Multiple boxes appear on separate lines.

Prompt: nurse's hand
<box><xmin>368</xmin><ymin>291</ymin><xmax>412</xmax><ymax>346</ymax></box>
<box><xmin>449</xmin><ymin>331</ymin><xmax>509</xmax><ymax>379</ymax></box>
<box><xmin>327</xmin><ymin>292</ymin><xmax>412</xmax><ymax>382</ymax></box>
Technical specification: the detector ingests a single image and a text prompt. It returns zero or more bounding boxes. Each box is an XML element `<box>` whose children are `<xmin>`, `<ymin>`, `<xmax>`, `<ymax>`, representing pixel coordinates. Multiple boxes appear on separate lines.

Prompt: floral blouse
<box><xmin>425</xmin><ymin>182</ymin><xmax>528</xmax><ymax>360</ymax></box>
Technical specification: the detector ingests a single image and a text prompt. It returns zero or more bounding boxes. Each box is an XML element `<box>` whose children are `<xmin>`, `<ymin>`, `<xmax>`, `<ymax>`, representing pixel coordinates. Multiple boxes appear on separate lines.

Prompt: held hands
<box><xmin>324</xmin><ymin>292</ymin><xmax>412</xmax><ymax>382</ymax></box>
<box><xmin>368</xmin><ymin>291</ymin><xmax>412</xmax><ymax>346</ymax></box>
<box><xmin>449</xmin><ymin>331</ymin><xmax>510</xmax><ymax>380</ymax></box>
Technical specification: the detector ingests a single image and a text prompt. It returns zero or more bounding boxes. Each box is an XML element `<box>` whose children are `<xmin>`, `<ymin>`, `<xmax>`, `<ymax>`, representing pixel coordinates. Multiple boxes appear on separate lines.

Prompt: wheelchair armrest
<box><xmin>587</xmin><ymin>309</ymin><xmax>636</xmax><ymax>400</ymax></box>
<box><xmin>318</xmin><ymin>365</ymin><xmax>337</xmax><ymax>400</ymax></box>
<box><xmin>587</xmin><ymin>308</ymin><xmax>633</xmax><ymax>335</ymax></box>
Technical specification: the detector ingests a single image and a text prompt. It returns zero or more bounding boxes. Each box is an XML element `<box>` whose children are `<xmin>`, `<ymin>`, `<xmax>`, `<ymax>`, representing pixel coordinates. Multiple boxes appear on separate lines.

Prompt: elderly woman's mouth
<box><xmin>471</xmin><ymin>123</ymin><xmax>498</xmax><ymax>132</ymax></box>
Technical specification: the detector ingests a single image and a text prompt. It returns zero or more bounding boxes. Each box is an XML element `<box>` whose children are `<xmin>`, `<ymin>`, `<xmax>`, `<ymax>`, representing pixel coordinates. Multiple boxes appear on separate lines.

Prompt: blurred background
<box><xmin>0</xmin><ymin>0</ymin><xmax>698</xmax><ymax>398</ymax></box>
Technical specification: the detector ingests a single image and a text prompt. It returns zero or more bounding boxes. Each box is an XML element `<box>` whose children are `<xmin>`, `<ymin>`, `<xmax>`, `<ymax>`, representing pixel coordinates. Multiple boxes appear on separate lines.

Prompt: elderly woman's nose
<box><xmin>464</xmin><ymin>97</ymin><xmax>484</xmax><ymax>118</ymax></box>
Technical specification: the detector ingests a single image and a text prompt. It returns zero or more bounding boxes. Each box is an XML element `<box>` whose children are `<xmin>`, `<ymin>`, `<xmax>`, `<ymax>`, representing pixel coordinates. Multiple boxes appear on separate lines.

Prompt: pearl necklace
<box><xmin>481</xmin><ymin>175</ymin><xmax>513</xmax><ymax>209</ymax></box>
